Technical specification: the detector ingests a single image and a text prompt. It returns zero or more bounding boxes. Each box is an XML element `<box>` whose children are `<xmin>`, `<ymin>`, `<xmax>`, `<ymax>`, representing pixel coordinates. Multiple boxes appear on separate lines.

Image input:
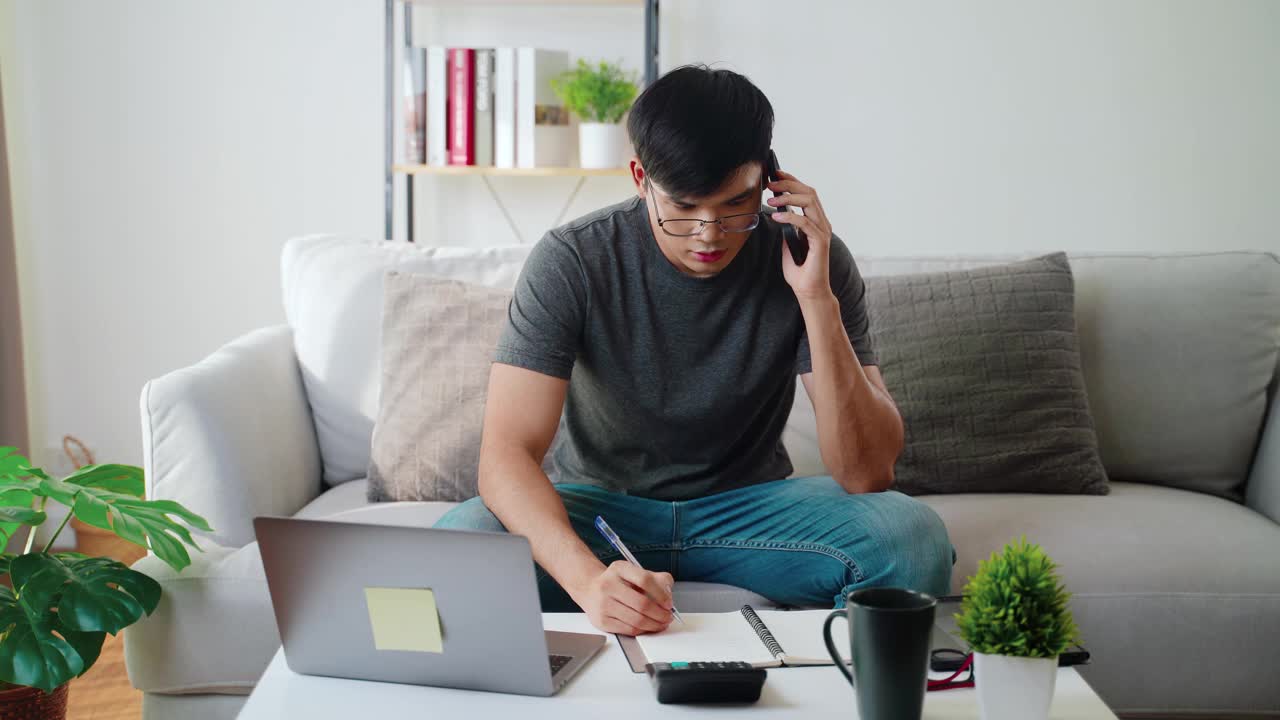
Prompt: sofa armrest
<box><xmin>140</xmin><ymin>325</ymin><xmax>322</xmax><ymax>548</ymax></box>
<box><xmin>1247</xmin><ymin>378</ymin><xmax>1280</xmax><ymax>526</ymax></box>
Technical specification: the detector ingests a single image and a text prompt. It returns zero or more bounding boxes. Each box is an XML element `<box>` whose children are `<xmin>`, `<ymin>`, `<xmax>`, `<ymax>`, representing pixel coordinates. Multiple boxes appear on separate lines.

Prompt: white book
<box><xmin>403</xmin><ymin>48</ymin><xmax>426</xmax><ymax>164</ymax></box>
<box><xmin>425</xmin><ymin>47</ymin><xmax>448</xmax><ymax>167</ymax></box>
<box><xmin>474</xmin><ymin>49</ymin><xmax>495</xmax><ymax>166</ymax></box>
<box><xmin>494</xmin><ymin>48</ymin><xmax>517</xmax><ymax>169</ymax></box>
<box><xmin>516</xmin><ymin>48</ymin><xmax>571</xmax><ymax>169</ymax></box>
<box><xmin>635</xmin><ymin>607</ymin><xmax>846</xmax><ymax>669</ymax></box>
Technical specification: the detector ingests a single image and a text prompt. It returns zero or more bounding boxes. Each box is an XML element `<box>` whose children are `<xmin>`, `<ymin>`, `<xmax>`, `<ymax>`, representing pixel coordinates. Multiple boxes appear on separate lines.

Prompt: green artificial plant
<box><xmin>954</xmin><ymin>536</ymin><xmax>1079</xmax><ymax>659</ymax></box>
<box><xmin>0</xmin><ymin>447</ymin><xmax>210</xmax><ymax>692</ymax></box>
<box><xmin>550</xmin><ymin>59</ymin><xmax>639</xmax><ymax>124</ymax></box>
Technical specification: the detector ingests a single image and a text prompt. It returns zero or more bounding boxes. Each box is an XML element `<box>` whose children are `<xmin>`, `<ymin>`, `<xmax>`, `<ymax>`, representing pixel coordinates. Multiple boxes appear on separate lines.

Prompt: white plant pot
<box><xmin>974</xmin><ymin>652</ymin><xmax>1057</xmax><ymax>720</ymax></box>
<box><xmin>578</xmin><ymin>122</ymin><xmax>626</xmax><ymax>169</ymax></box>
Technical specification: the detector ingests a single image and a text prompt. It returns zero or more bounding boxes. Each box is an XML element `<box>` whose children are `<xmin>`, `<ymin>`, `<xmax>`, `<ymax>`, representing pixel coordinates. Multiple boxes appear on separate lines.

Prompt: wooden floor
<box><xmin>67</xmin><ymin>631</ymin><xmax>140</xmax><ymax>720</ymax></box>
<box><xmin>66</xmin><ymin>529</ymin><xmax>145</xmax><ymax>720</ymax></box>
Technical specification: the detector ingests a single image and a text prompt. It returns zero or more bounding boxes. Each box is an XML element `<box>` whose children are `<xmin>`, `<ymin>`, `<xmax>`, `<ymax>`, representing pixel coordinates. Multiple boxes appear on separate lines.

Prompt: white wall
<box><xmin>700</xmin><ymin>0</ymin><xmax>1280</xmax><ymax>255</ymax></box>
<box><xmin>1</xmin><ymin>0</ymin><xmax>381</xmax><ymax>471</ymax></box>
<box><xmin>417</xmin><ymin>0</ymin><xmax>1280</xmax><ymax>252</ymax></box>
<box><xmin>2</xmin><ymin>0</ymin><xmax>1278</xmax><ymax>472</ymax></box>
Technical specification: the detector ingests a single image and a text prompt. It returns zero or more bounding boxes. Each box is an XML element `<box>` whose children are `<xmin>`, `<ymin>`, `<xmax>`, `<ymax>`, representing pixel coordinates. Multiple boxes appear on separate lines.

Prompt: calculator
<box><xmin>644</xmin><ymin>661</ymin><xmax>767</xmax><ymax>704</ymax></box>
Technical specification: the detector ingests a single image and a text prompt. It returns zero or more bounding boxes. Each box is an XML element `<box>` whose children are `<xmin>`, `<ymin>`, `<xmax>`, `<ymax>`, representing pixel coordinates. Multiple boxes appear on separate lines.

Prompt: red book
<box><xmin>448</xmin><ymin>48</ymin><xmax>475</xmax><ymax>165</ymax></box>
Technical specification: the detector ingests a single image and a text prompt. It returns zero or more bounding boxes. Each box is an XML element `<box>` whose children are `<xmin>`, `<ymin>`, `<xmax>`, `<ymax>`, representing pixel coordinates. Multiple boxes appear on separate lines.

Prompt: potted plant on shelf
<box><xmin>955</xmin><ymin>537</ymin><xmax>1079</xmax><ymax>720</ymax></box>
<box><xmin>550</xmin><ymin>59</ymin><xmax>639</xmax><ymax>169</ymax></box>
<box><xmin>0</xmin><ymin>447</ymin><xmax>210</xmax><ymax>719</ymax></box>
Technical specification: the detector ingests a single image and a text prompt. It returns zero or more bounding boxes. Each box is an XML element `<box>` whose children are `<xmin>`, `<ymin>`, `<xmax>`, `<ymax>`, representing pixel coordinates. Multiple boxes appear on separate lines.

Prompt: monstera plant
<box><xmin>0</xmin><ymin>446</ymin><xmax>209</xmax><ymax>716</ymax></box>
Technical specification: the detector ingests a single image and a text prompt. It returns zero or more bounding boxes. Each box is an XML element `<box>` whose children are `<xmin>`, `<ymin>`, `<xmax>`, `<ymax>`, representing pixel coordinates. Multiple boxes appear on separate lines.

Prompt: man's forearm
<box><xmin>800</xmin><ymin>292</ymin><xmax>904</xmax><ymax>493</ymax></box>
<box><xmin>477</xmin><ymin>447</ymin><xmax>604</xmax><ymax>601</ymax></box>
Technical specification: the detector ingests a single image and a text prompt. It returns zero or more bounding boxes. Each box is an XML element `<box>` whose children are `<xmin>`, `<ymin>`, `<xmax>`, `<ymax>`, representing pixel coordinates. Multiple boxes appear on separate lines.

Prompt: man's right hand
<box><xmin>572</xmin><ymin>561</ymin><xmax>675</xmax><ymax>636</ymax></box>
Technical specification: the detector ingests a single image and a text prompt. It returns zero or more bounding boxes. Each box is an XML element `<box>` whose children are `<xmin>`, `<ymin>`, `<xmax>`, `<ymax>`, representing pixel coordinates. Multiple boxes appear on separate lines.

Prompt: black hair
<box><xmin>627</xmin><ymin>64</ymin><xmax>774</xmax><ymax>200</ymax></box>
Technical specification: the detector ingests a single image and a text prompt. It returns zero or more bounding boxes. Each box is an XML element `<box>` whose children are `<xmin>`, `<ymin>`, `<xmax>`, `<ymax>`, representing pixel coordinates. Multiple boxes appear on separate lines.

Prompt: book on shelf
<box><xmin>402</xmin><ymin>48</ymin><xmax>426</xmax><ymax>164</ymax></box>
<box><xmin>425</xmin><ymin>47</ymin><xmax>448</xmax><ymax>167</ymax></box>
<box><xmin>494</xmin><ymin>47</ymin><xmax>517</xmax><ymax>168</ymax></box>
<box><xmin>473</xmin><ymin>49</ymin><xmax>495</xmax><ymax>167</ymax></box>
<box><xmin>408</xmin><ymin>46</ymin><xmax>574</xmax><ymax>170</ymax></box>
<box><xmin>447</xmin><ymin>48</ymin><xmax>475</xmax><ymax>165</ymax></box>
<box><xmin>516</xmin><ymin>48</ymin><xmax>572</xmax><ymax>169</ymax></box>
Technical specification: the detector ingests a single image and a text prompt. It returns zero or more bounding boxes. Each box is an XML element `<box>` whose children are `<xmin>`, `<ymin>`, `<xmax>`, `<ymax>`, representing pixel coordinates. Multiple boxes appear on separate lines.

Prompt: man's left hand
<box><xmin>768</xmin><ymin>168</ymin><xmax>834</xmax><ymax>302</ymax></box>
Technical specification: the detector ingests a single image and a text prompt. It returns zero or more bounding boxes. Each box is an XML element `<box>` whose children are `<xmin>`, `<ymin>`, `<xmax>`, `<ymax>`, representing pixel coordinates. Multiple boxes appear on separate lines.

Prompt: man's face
<box><xmin>635</xmin><ymin>161</ymin><xmax>763</xmax><ymax>279</ymax></box>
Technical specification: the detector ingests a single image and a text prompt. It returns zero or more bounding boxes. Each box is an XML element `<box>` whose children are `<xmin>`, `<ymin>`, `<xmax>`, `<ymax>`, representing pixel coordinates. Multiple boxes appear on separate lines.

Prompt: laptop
<box><xmin>254</xmin><ymin>516</ymin><xmax>606</xmax><ymax>696</ymax></box>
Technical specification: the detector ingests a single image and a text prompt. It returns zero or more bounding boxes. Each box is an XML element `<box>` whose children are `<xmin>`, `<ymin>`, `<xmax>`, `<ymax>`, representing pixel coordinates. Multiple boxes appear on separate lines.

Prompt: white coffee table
<box><xmin>237</xmin><ymin>613</ymin><xmax>1117</xmax><ymax>719</ymax></box>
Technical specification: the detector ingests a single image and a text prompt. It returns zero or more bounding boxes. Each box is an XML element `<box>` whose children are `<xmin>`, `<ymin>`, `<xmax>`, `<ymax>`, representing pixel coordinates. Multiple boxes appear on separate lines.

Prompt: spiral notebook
<box><xmin>634</xmin><ymin>606</ymin><xmax>842</xmax><ymax>668</ymax></box>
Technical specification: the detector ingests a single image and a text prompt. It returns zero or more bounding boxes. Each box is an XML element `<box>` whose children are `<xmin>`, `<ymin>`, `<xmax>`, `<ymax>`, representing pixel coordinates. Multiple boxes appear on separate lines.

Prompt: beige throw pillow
<box><xmin>367</xmin><ymin>272</ymin><xmax>554</xmax><ymax>502</ymax></box>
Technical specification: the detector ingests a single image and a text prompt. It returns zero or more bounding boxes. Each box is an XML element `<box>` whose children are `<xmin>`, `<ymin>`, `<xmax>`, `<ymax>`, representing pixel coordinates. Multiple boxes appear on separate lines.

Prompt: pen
<box><xmin>593</xmin><ymin>515</ymin><xmax>685</xmax><ymax>625</ymax></box>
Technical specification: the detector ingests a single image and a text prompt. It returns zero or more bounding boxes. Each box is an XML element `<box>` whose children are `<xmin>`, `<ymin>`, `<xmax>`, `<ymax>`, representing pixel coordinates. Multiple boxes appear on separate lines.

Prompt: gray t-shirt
<box><xmin>493</xmin><ymin>195</ymin><xmax>876</xmax><ymax>500</ymax></box>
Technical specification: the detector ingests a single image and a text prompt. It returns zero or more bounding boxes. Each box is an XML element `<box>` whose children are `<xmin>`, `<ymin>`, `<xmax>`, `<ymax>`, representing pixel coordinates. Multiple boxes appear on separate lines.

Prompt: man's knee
<box><xmin>844</xmin><ymin>492</ymin><xmax>954</xmax><ymax>599</ymax></box>
<box><xmin>878</xmin><ymin>493</ymin><xmax>953</xmax><ymax>595</ymax></box>
<box><xmin>432</xmin><ymin>495</ymin><xmax>508</xmax><ymax>533</ymax></box>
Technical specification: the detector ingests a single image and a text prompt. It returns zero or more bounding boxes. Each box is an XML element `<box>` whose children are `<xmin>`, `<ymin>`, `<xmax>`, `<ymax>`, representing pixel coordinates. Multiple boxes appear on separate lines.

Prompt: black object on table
<box><xmin>645</xmin><ymin>661</ymin><xmax>767</xmax><ymax>704</ymax></box>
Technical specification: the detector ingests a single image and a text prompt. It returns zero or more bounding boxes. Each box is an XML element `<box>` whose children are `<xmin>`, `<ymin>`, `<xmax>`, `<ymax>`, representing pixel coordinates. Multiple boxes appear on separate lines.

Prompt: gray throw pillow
<box><xmin>367</xmin><ymin>272</ymin><xmax>555</xmax><ymax>502</ymax></box>
<box><xmin>866</xmin><ymin>253</ymin><xmax>1109</xmax><ymax>495</ymax></box>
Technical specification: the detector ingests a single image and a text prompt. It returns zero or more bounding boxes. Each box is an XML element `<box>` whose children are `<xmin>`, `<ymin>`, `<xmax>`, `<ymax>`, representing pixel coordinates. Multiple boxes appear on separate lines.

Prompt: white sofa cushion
<box><xmin>282</xmin><ymin>235</ymin><xmax>535</xmax><ymax>486</ymax></box>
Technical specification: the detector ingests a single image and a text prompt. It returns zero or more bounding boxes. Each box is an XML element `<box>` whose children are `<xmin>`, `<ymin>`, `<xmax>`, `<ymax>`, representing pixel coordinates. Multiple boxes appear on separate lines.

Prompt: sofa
<box><xmin>125</xmin><ymin>235</ymin><xmax>1280</xmax><ymax>719</ymax></box>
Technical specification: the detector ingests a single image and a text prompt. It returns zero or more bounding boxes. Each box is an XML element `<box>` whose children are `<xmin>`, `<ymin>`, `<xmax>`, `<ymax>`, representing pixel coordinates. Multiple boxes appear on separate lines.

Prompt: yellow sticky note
<box><xmin>364</xmin><ymin>587</ymin><xmax>444</xmax><ymax>653</ymax></box>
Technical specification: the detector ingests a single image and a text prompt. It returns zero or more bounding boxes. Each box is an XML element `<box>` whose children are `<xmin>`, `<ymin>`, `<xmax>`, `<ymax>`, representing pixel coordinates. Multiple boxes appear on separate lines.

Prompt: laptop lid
<box><xmin>254</xmin><ymin>516</ymin><xmax>556</xmax><ymax>696</ymax></box>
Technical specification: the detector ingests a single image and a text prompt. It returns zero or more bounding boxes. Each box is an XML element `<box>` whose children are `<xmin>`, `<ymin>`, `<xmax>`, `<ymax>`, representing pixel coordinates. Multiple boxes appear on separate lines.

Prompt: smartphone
<box><xmin>766</xmin><ymin>150</ymin><xmax>808</xmax><ymax>265</ymax></box>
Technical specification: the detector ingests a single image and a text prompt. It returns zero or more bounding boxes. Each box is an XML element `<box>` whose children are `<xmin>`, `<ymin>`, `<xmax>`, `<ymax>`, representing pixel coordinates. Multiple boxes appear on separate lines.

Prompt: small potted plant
<box><xmin>955</xmin><ymin>537</ymin><xmax>1079</xmax><ymax>720</ymax></box>
<box><xmin>550</xmin><ymin>59</ymin><xmax>638</xmax><ymax>169</ymax></box>
<box><xmin>0</xmin><ymin>447</ymin><xmax>209</xmax><ymax>719</ymax></box>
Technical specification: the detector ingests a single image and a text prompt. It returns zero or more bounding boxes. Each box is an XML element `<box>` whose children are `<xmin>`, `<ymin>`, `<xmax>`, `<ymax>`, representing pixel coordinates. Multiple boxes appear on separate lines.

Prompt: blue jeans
<box><xmin>434</xmin><ymin>476</ymin><xmax>954</xmax><ymax>611</ymax></box>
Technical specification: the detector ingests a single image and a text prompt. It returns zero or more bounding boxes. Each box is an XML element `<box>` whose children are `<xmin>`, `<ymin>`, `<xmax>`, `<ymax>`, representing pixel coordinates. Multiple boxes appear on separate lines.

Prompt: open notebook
<box><xmin>635</xmin><ymin>606</ymin><xmax>846</xmax><ymax>668</ymax></box>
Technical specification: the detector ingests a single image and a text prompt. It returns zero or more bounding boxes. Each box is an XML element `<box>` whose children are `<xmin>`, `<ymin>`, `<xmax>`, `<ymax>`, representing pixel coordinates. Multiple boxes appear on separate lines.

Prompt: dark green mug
<box><xmin>823</xmin><ymin>587</ymin><xmax>937</xmax><ymax>720</ymax></box>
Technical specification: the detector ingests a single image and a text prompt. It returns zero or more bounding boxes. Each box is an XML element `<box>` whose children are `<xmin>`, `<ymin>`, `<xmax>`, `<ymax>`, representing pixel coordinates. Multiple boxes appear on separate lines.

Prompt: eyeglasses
<box><xmin>646</xmin><ymin>179</ymin><xmax>762</xmax><ymax>237</ymax></box>
<box><xmin>927</xmin><ymin>650</ymin><xmax>975</xmax><ymax>692</ymax></box>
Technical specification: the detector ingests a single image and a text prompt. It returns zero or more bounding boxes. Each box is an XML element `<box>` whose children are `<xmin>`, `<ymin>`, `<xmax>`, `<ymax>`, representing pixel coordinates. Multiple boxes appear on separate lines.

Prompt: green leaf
<box><xmin>0</xmin><ymin>474</ymin><xmax>40</xmax><ymax>494</ymax></box>
<box><xmin>61</xmin><ymin>464</ymin><xmax>145</xmax><ymax>498</ymax></box>
<box><xmin>8</xmin><ymin>554</ymin><xmax>54</xmax><ymax>593</ymax></box>
<box><xmin>0</xmin><ymin>449</ymin><xmax>45</xmax><ymax>521</ymax></box>
<box><xmin>56</xmin><ymin>557</ymin><xmax>161</xmax><ymax>634</ymax></box>
<box><xmin>35</xmin><ymin>475</ymin><xmax>76</xmax><ymax>507</ymax></box>
<box><xmin>54</xmin><ymin>619</ymin><xmax>105</xmax><ymax>680</ymax></box>
<box><xmin>0</xmin><ymin>507</ymin><xmax>47</xmax><ymax>526</ymax></box>
<box><xmin>52</xmin><ymin>552</ymin><xmax>90</xmax><ymax>564</ymax></box>
<box><xmin>0</xmin><ymin>489</ymin><xmax>40</xmax><ymax>546</ymax></box>
<box><xmin>34</xmin><ymin>472</ymin><xmax>211</xmax><ymax>572</ymax></box>
<box><xmin>0</xmin><ymin>553</ymin><xmax>152</xmax><ymax>690</ymax></box>
<box><xmin>0</xmin><ymin>447</ymin><xmax>32</xmax><ymax>476</ymax></box>
<box><xmin>0</xmin><ymin>555</ymin><xmax>86</xmax><ymax>691</ymax></box>
<box><xmin>0</xmin><ymin>488</ymin><xmax>36</xmax><ymax>509</ymax></box>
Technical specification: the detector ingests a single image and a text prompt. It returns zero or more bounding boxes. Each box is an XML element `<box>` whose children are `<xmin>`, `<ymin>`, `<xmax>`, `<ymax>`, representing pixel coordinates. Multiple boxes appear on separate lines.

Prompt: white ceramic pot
<box><xmin>974</xmin><ymin>652</ymin><xmax>1057</xmax><ymax>720</ymax></box>
<box><xmin>578</xmin><ymin>122</ymin><xmax>626</xmax><ymax>169</ymax></box>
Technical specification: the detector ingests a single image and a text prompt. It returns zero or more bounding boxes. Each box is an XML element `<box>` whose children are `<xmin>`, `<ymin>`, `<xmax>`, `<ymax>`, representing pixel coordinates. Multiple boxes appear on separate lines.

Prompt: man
<box><xmin>435</xmin><ymin>65</ymin><xmax>952</xmax><ymax>636</ymax></box>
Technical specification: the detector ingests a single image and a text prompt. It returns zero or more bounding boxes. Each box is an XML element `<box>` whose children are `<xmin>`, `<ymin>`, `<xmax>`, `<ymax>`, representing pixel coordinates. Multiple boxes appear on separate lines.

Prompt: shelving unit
<box><xmin>383</xmin><ymin>0</ymin><xmax>659</xmax><ymax>243</ymax></box>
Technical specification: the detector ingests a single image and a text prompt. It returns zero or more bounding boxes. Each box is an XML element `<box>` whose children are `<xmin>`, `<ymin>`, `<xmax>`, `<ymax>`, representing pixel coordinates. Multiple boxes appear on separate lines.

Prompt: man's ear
<box><xmin>629</xmin><ymin>157</ymin><xmax>646</xmax><ymax>195</ymax></box>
